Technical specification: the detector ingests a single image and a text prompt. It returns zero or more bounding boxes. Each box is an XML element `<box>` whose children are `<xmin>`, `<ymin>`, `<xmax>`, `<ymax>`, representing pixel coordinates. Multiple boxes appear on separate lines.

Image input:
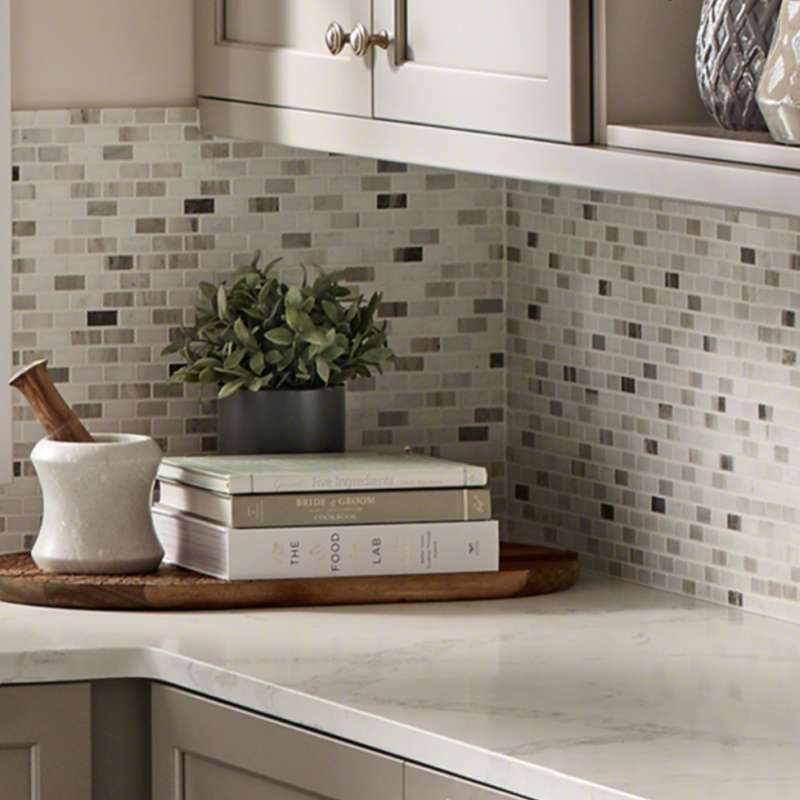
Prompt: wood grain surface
<box><xmin>0</xmin><ymin>544</ymin><xmax>579</xmax><ymax>611</ymax></box>
<box><xmin>8</xmin><ymin>359</ymin><xmax>94</xmax><ymax>442</ymax></box>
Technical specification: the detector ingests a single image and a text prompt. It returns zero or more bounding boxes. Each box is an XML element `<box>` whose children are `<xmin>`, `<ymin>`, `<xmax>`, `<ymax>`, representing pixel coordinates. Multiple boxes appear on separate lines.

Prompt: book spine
<box><xmin>251</xmin><ymin>467</ymin><xmax>489</xmax><ymax>494</ymax></box>
<box><xmin>156</xmin><ymin>465</ymin><xmax>488</xmax><ymax>495</ymax></box>
<box><xmin>157</xmin><ymin>482</ymin><xmax>492</xmax><ymax>528</ymax></box>
<box><xmin>156</xmin><ymin>463</ymin><xmax>241</xmax><ymax>494</ymax></box>
<box><xmin>153</xmin><ymin>510</ymin><xmax>498</xmax><ymax>581</ymax></box>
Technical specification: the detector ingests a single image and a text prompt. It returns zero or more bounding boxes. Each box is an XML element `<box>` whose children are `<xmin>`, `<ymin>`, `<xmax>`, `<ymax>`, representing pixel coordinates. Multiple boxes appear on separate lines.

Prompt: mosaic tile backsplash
<box><xmin>5</xmin><ymin>106</ymin><xmax>800</xmax><ymax>623</ymax></box>
<box><xmin>506</xmin><ymin>181</ymin><xmax>800</xmax><ymax>624</ymax></box>
<box><xmin>2</xmin><ymin>107</ymin><xmax>506</xmax><ymax>550</ymax></box>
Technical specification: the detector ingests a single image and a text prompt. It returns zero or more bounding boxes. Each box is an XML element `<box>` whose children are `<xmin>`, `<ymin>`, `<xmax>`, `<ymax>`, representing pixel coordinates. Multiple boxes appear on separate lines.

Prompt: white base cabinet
<box><xmin>151</xmin><ymin>684</ymin><xmax>521</xmax><ymax>800</ymax></box>
<box><xmin>152</xmin><ymin>684</ymin><xmax>404</xmax><ymax>800</ymax></box>
<box><xmin>0</xmin><ymin>680</ymin><xmax>530</xmax><ymax>799</ymax></box>
<box><xmin>0</xmin><ymin>683</ymin><xmax>92</xmax><ymax>800</ymax></box>
<box><xmin>406</xmin><ymin>765</ymin><xmax>519</xmax><ymax>800</ymax></box>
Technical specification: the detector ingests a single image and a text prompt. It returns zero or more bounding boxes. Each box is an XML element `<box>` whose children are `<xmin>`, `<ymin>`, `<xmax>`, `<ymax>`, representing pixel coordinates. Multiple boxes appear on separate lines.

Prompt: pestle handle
<box><xmin>8</xmin><ymin>359</ymin><xmax>94</xmax><ymax>443</ymax></box>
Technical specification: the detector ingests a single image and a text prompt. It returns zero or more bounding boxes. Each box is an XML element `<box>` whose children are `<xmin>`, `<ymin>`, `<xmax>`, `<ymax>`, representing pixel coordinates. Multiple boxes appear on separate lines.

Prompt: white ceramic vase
<box><xmin>757</xmin><ymin>0</ymin><xmax>800</xmax><ymax>143</ymax></box>
<box><xmin>31</xmin><ymin>433</ymin><xmax>164</xmax><ymax>574</ymax></box>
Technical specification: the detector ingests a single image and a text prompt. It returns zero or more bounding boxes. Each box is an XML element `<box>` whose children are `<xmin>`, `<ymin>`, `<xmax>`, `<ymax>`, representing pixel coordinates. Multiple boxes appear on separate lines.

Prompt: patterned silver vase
<box><xmin>757</xmin><ymin>0</ymin><xmax>800</xmax><ymax>144</ymax></box>
<box><xmin>696</xmin><ymin>0</ymin><xmax>781</xmax><ymax>130</ymax></box>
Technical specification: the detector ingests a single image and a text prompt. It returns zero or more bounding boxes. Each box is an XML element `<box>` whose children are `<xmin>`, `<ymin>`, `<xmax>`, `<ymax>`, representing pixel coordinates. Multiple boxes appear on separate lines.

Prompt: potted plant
<box><xmin>162</xmin><ymin>253</ymin><xmax>395</xmax><ymax>454</ymax></box>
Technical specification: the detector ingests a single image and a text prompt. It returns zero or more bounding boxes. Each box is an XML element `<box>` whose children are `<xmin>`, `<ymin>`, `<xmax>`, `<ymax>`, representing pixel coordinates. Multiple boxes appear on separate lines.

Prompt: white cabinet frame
<box><xmin>0</xmin><ymin>0</ymin><xmax>11</xmax><ymax>485</ymax></box>
<box><xmin>373</xmin><ymin>0</ymin><xmax>591</xmax><ymax>142</ymax></box>
<box><xmin>195</xmin><ymin>0</ymin><xmax>373</xmax><ymax>117</ymax></box>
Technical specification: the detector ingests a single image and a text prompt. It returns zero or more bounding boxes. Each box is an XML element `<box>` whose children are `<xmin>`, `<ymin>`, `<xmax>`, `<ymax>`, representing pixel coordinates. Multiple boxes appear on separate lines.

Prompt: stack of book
<box><xmin>152</xmin><ymin>452</ymin><xmax>499</xmax><ymax>581</ymax></box>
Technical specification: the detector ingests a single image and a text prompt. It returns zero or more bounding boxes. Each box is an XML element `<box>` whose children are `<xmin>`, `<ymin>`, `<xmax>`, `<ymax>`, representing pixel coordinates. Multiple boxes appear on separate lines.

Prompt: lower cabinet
<box><xmin>151</xmin><ymin>684</ymin><xmax>405</xmax><ymax>800</ymax></box>
<box><xmin>0</xmin><ymin>680</ymin><xmax>528</xmax><ymax>800</ymax></box>
<box><xmin>0</xmin><ymin>682</ymin><xmax>92</xmax><ymax>800</ymax></box>
<box><xmin>405</xmin><ymin>765</ymin><xmax>519</xmax><ymax>800</ymax></box>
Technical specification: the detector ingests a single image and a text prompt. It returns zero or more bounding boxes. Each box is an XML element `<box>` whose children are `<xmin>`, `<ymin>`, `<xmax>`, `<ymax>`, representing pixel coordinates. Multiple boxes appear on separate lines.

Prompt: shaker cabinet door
<box><xmin>195</xmin><ymin>0</ymin><xmax>373</xmax><ymax>116</ymax></box>
<box><xmin>373</xmin><ymin>0</ymin><xmax>591</xmax><ymax>142</ymax></box>
<box><xmin>0</xmin><ymin>683</ymin><xmax>92</xmax><ymax>800</ymax></box>
<box><xmin>151</xmin><ymin>683</ymin><xmax>404</xmax><ymax>800</ymax></box>
<box><xmin>405</xmin><ymin>765</ymin><xmax>522</xmax><ymax>800</ymax></box>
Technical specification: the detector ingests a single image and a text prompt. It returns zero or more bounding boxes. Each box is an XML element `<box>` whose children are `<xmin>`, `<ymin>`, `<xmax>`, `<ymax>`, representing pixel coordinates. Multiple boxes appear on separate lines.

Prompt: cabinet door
<box><xmin>152</xmin><ymin>684</ymin><xmax>403</xmax><ymax>800</ymax></box>
<box><xmin>0</xmin><ymin>683</ymin><xmax>92</xmax><ymax>800</ymax></box>
<box><xmin>373</xmin><ymin>0</ymin><xmax>591</xmax><ymax>142</ymax></box>
<box><xmin>195</xmin><ymin>0</ymin><xmax>372</xmax><ymax>116</ymax></box>
<box><xmin>405</xmin><ymin>765</ymin><xmax>521</xmax><ymax>800</ymax></box>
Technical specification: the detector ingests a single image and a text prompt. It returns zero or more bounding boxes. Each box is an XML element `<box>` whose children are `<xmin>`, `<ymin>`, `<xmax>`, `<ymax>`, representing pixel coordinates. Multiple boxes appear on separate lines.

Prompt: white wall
<box><xmin>11</xmin><ymin>0</ymin><xmax>195</xmax><ymax>109</ymax></box>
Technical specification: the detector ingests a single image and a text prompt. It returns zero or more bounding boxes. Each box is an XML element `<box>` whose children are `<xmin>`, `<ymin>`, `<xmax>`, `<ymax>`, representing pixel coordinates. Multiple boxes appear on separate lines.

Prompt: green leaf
<box><xmin>313</xmin><ymin>270</ymin><xmax>345</xmax><ymax>295</ymax></box>
<box><xmin>216</xmin><ymin>365</ymin><xmax>250</xmax><ymax>378</ymax></box>
<box><xmin>199</xmin><ymin>281</ymin><xmax>217</xmax><ymax>301</ymax></box>
<box><xmin>262</xmin><ymin>256</ymin><xmax>282</xmax><ymax>275</ymax></box>
<box><xmin>198</xmin><ymin>367</ymin><xmax>218</xmax><ymax>383</ymax></box>
<box><xmin>316</xmin><ymin>357</ymin><xmax>331</xmax><ymax>385</ymax></box>
<box><xmin>233</xmin><ymin>317</ymin><xmax>256</xmax><ymax>349</ymax></box>
<box><xmin>360</xmin><ymin>347</ymin><xmax>393</xmax><ymax>364</ymax></box>
<box><xmin>191</xmin><ymin>357</ymin><xmax>221</xmax><ymax>369</ymax></box>
<box><xmin>161</xmin><ymin>340</ymin><xmax>184</xmax><ymax>357</ymax></box>
<box><xmin>242</xmin><ymin>307</ymin><xmax>266</xmax><ymax>321</ymax></box>
<box><xmin>247</xmin><ymin>377</ymin><xmax>264</xmax><ymax>392</ymax></box>
<box><xmin>217</xmin><ymin>284</ymin><xmax>228</xmax><ymax>320</ymax></box>
<box><xmin>249</xmin><ymin>351</ymin><xmax>265</xmax><ymax>375</ymax></box>
<box><xmin>224</xmin><ymin>348</ymin><xmax>246</xmax><ymax>370</ymax></box>
<box><xmin>286</xmin><ymin>307</ymin><xmax>313</xmax><ymax>334</ymax></box>
<box><xmin>257</xmin><ymin>280</ymin><xmax>275</xmax><ymax>307</ymax></box>
<box><xmin>218</xmin><ymin>378</ymin><xmax>247</xmax><ymax>399</ymax></box>
<box><xmin>278</xmin><ymin>349</ymin><xmax>295</xmax><ymax>370</ymax></box>
<box><xmin>264</xmin><ymin>349</ymin><xmax>283</xmax><ymax>365</ymax></box>
<box><xmin>285</xmin><ymin>285</ymin><xmax>303</xmax><ymax>309</ymax></box>
<box><xmin>345</xmin><ymin>301</ymin><xmax>359</xmax><ymax>322</ymax></box>
<box><xmin>321</xmin><ymin>343</ymin><xmax>345</xmax><ymax>362</ymax></box>
<box><xmin>265</xmin><ymin>327</ymin><xmax>293</xmax><ymax>346</ymax></box>
<box><xmin>167</xmin><ymin>366</ymin><xmax>190</xmax><ymax>383</ymax></box>
<box><xmin>300</xmin><ymin>327</ymin><xmax>330</xmax><ymax>347</ymax></box>
<box><xmin>321</xmin><ymin>300</ymin><xmax>342</xmax><ymax>324</ymax></box>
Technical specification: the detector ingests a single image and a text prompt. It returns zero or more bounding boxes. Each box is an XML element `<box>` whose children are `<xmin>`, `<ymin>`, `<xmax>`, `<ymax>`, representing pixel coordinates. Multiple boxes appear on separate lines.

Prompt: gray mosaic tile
<box><xmin>2</xmin><ymin>107</ymin><xmax>505</xmax><ymax>541</ymax></box>
<box><xmin>506</xmin><ymin>180</ymin><xmax>800</xmax><ymax>624</ymax></box>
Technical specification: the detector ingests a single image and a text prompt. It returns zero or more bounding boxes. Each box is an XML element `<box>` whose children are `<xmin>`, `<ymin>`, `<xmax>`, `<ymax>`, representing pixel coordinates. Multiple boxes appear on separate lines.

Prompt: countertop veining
<box><xmin>1</xmin><ymin>573</ymin><xmax>798</xmax><ymax>800</ymax></box>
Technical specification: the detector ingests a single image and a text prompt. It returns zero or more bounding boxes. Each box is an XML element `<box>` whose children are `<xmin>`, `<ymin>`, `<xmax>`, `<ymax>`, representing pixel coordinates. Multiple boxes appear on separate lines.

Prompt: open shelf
<box><xmin>596</xmin><ymin>1</ymin><xmax>800</xmax><ymax>176</ymax></box>
<box><xmin>606</xmin><ymin>123</ymin><xmax>800</xmax><ymax>171</ymax></box>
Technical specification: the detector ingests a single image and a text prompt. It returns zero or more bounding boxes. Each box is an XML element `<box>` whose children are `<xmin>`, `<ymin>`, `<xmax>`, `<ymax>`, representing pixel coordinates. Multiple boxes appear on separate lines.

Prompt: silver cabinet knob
<box><xmin>325</xmin><ymin>21</ymin><xmax>348</xmax><ymax>56</ymax></box>
<box><xmin>325</xmin><ymin>22</ymin><xmax>391</xmax><ymax>57</ymax></box>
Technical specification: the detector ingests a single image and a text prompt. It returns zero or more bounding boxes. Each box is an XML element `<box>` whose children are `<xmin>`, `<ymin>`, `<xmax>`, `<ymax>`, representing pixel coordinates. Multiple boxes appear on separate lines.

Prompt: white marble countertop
<box><xmin>0</xmin><ymin>573</ymin><xmax>798</xmax><ymax>800</ymax></box>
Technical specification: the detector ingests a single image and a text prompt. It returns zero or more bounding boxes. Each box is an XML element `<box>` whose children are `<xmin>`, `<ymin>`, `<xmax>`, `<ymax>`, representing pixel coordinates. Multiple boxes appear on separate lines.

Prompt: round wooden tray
<box><xmin>0</xmin><ymin>544</ymin><xmax>579</xmax><ymax>611</ymax></box>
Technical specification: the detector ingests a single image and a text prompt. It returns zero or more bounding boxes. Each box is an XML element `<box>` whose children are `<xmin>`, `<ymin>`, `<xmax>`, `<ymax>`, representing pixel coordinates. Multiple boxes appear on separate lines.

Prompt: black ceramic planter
<box><xmin>218</xmin><ymin>385</ymin><xmax>346</xmax><ymax>455</ymax></box>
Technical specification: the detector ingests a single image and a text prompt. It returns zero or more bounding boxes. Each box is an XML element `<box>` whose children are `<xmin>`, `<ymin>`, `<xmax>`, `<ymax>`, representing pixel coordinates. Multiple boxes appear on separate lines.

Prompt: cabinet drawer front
<box><xmin>0</xmin><ymin>683</ymin><xmax>92</xmax><ymax>800</ymax></box>
<box><xmin>195</xmin><ymin>0</ymin><xmax>372</xmax><ymax>117</ymax></box>
<box><xmin>152</xmin><ymin>684</ymin><xmax>404</xmax><ymax>800</ymax></box>
<box><xmin>406</xmin><ymin>765</ymin><xmax>522</xmax><ymax>800</ymax></box>
<box><xmin>373</xmin><ymin>0</ymin><xmax>591</xmax><ymax>142</ymax></box>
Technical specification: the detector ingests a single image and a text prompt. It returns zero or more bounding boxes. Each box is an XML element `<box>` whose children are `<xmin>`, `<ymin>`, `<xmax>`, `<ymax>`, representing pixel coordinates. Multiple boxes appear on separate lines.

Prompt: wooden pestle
<box><xmin>8</xmin><ymin>359</ymin><xmax>94</xmax><ymax>443</ymax></box>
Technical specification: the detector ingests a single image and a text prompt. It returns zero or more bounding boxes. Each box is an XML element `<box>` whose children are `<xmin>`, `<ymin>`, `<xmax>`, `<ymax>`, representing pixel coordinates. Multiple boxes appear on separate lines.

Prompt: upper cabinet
<box><xmin>195</xmin><ymin>0</ymin><xmax>373</xmax><ymax>117</ymax></box>
<box><xmin>196</xmin><ymin>0</ymin><xmax>800</xmax><ymax>217</ymax></box>
<box><xmin>196</xmin><ymin>0</ymin><xmax>591</xmax><ymax>142</ymax></box>
<box><xmin>372</xmin><ymin>0</ymin><xmax>590</xmax><ymax>140</ymax></box>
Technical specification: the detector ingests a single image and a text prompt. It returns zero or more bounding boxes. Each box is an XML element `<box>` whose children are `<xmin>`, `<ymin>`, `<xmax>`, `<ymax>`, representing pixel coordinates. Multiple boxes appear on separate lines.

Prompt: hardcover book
<box><xmin>157</xmin><ymin>452</ymin><xmax>488</xmax><ymax>495</ymax></box>
<box><xmin>157</xmin><ymin>481</ymin><xmax>492</xmax><ymax>528</ymax></box>
<box><xmin>152</xmin><ymin>506</ymin><xmax>499</xmax><ymax>581</ymax></box>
